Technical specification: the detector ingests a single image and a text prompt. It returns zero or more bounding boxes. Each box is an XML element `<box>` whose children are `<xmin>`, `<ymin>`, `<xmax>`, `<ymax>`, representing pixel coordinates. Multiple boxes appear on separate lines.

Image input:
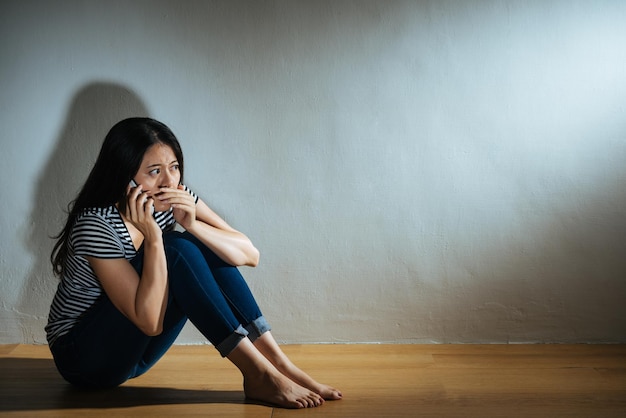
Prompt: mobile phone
<box><xmin>128</xmin><ymin>179</ymin><xmax>155</xmax><ymax>214</ymax></box>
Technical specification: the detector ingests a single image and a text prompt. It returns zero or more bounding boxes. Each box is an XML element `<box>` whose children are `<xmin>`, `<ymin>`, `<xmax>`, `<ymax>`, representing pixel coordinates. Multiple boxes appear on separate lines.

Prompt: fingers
<box><xmin>125</xmin><ymin>185</ymin><xmax>141</xmax><ymax>219</ymax></box>
<box><xmin>156</xmin><ymin>187</ymin><xmax>194</xmax><ymax>208</ymax></box>
<box><xmin>156</xmin><ymin>187</ymin><xmax>195</xmax><ymax>227</ymax></box>
<box><xmin>126</xmin><ymin>186</ymin><xmax>154</xmax><ymax>221</ymax></box>
<box><xmin>142</xmin><ymin>196</ymin><xmax>155</xmax><ymax>215</ymax></box>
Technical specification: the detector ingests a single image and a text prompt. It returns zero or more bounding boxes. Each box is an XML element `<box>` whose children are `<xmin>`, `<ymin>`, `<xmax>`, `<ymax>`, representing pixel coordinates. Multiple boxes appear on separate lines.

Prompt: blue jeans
<box><xmin>50</xmin><ymin>231</ymin><xmax>271</xmax><ymax>388</ymax></box>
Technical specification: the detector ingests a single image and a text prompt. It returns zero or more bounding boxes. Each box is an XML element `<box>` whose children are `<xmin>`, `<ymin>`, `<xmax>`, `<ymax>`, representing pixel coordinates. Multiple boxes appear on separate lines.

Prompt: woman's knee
<box><xmin>164</xmin><ymin>231</ymin><xmax>226</xmax><ymax>267</ymax></box>
<box><xmin>163</xmin><ymin>231</ymin><xmax>201</xmax><ymax>257</ymax></box>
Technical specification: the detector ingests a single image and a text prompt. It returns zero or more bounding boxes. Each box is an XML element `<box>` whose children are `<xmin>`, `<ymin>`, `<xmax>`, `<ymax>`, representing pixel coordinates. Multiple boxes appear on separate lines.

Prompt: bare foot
<box><xmin>311</xmin><ymin>382</ymin><xmax>343</xmax><ymax>401</ymax></box>
<box><xmin>243</xmin><ymin>369</ymin><xmax>324</xmax><ymax>409</ymax></box>
<box><xmin>227</xmin><ymin>338</ymin><xmax>324</xmax><ymax>409</ymax></box>
<box><xmin>253</xmin><ymin>332</ymin><xmax>343</xmax><ymax>400</ymax></box>
<box><xmin>274</xmin><ymin>361</ymin><xmax>343</xmax><ymax>400</ymax></box>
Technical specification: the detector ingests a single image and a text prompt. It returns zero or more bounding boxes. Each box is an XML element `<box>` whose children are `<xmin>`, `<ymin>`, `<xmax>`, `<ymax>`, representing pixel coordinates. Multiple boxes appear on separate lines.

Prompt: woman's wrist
<box><xmin>143</xmin><ymin>233</ymin><xmax>164</xmax><ymax>249</ymax></box>
<box><xmin>183</xmin><ymin>218</ymin><xmax>200</xmax><ymax>235</ymax></box>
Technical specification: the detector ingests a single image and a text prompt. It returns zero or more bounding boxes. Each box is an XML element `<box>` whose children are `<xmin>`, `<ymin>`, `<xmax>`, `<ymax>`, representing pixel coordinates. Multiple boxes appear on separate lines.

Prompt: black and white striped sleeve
<box><xmin>71</xmin><ymin>213</ymin><xmax>126</xmax><ymax>259</ymax></box>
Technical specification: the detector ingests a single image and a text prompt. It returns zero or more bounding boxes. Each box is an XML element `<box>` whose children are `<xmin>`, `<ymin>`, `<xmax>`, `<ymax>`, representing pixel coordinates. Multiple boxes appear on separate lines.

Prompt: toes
<box><xmin>319</xmin><ymin>386</ymin><xmax>342</xmax><ymax>400</ymax></box>
<box><xmin>303</xmin><ymin>392</ymin><xmax>323</xmax><ymax>408</ymax></box>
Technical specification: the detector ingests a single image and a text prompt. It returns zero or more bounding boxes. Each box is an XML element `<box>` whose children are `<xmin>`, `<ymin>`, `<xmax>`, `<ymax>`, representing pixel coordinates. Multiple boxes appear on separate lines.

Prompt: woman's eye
<box><xmin>149</xmin><ymin>168</ymin><xmax>160</xmax><ymax>176</ymax></box>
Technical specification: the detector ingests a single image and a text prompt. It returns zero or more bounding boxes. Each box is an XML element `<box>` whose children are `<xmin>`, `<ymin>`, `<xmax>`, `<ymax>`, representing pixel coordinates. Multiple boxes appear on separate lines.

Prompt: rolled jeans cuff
<box><xmin>244</xmin><ymin>315</ymin><xmax>271</xmax><ymax>342</ymax></box>
<box><xmin>215</xmin><ymin>325</ymin><xmax>248</xmax><ymax>357</ymax></box>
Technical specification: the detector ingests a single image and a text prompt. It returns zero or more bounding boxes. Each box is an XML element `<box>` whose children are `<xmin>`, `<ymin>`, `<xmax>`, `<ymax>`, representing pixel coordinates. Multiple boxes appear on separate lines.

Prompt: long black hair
<box><xmin>51</xmin><ymin>117</ymin><xmax>185</xmax><ymax>276</ymax></box>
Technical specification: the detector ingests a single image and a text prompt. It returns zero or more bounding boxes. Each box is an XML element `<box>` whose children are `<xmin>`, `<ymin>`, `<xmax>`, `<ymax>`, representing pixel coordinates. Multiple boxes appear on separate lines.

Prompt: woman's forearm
<box><xmin>187</xmin><ymin>221</ymin><xmax>260</xmax><ymax>267</ymax></box>
<box><xmin>135</xmin><ymin>239</ymin><xmax>169</xmax><ymax>335</ymax></box>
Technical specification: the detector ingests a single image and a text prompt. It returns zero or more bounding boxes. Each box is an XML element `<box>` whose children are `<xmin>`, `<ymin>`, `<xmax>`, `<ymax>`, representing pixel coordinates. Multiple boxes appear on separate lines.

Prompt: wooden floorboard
<box><xmin>1</xmin><ymin>344</ymin><xmax>625</xmax><ymax>417</ymax></box>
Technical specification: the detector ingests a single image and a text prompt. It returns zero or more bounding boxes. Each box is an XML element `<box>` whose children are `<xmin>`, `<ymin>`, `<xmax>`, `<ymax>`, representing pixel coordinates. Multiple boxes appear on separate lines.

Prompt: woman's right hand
<box><xmin>125</xmin><ymin>184</ymin><xmax>162</xmax><ymax>241</ymax></box>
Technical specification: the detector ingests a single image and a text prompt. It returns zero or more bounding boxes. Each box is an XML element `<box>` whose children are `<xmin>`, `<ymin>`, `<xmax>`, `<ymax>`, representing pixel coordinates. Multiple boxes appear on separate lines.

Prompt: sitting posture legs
<box><xmin>164</xmin><ymin>232</ymin><xmax>341</xmax><ymax>408</ymax></box>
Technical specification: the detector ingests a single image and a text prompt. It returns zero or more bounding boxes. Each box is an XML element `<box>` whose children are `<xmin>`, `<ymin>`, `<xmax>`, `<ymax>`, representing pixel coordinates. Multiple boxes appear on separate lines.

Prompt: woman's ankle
<box><xmin>227</xmin><ymin>338</ymin><xmax>273</xmax><ymax>377</ymax></box>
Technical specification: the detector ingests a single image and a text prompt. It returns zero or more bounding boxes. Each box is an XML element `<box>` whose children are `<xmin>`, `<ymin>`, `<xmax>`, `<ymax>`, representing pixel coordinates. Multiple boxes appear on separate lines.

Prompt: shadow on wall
<box><xmin>20</xmin><ymin>83</ymin><xmax>149</xmax><ymax>343</ymax></box>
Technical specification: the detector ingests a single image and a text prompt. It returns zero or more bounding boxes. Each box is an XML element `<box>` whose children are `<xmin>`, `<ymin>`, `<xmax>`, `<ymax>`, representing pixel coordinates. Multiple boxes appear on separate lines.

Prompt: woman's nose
<box><xmin>161</xmin><ymin>171</ymin><xmax>177</xmax><ymax>188</ymax></box>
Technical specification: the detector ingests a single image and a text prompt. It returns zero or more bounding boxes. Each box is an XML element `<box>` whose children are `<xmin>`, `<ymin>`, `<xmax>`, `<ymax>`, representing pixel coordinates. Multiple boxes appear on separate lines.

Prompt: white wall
<box><xmin>1</xmin><ymin>0</ymin><xmax>625</xmax><ymax>345</ymax></box>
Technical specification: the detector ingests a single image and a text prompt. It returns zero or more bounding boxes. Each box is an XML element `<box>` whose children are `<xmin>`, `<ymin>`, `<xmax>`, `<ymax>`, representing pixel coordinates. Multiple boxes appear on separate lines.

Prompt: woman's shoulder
<box><xmin>73</xmin><ymin>206</ymin><xmax>124</xmax><ymax>234</ymax></box>
<box><xmin>70</xmin><ymin>205</ymin><xmax>128</xmax><ymax>255</ymax></box>
<box><xmin>75</xmin><ymin>205</ymin><xmax>119</xmax><ymax>223</ymax></box>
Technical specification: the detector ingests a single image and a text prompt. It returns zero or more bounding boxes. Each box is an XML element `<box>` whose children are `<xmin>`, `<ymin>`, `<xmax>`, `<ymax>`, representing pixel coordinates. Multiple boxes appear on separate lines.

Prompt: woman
<box><xmin>46</xmin><ymin>117</ymin><xmax>341</xmax><ymax>409</ymax></box>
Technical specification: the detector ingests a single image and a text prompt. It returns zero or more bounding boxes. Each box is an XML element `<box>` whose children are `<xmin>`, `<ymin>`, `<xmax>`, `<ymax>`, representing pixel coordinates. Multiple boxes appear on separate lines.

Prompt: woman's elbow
<box><xmin>247</xmin><ymin>247</ymin><xmax>260</xmax><ymax>267</ymax></box>
<box><xmin>137</xmin><ymin>318</ymin><xmax>164</xmax><ymax>336</ymax></box>
<box><xmin>237</xmin><ymin>246</ymin><xmax>260</xmax><ymax>267</ymax></box>
<box><xmin>140</xmin><ymin>324</ymin><xmax>163</xmax><ymax>337</ymax></box>
<box><xmin>221</xmin><ymin>242</ymin><xmax>260</xmax><ymax>267</ymax></box>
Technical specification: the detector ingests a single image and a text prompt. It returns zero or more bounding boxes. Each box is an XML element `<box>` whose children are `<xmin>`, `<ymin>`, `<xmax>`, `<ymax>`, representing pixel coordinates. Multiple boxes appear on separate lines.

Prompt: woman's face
<box><xmin>133</xmin><ymin>143</ymin><xmax>181</xmax><ymax>212</ymax></box>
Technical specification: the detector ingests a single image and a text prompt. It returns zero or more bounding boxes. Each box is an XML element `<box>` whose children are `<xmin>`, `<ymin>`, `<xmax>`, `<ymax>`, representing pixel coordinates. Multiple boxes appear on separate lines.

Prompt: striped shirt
<box><xmin>45</xmin><ymin>187</ymin><xmax>197</xmax><ymax>346</ymax></box>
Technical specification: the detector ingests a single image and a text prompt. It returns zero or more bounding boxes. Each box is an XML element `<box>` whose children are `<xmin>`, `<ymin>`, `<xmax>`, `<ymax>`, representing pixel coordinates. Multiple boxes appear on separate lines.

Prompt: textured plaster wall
<box><xmin>1</xmin><ymin>0</ymin><xmax>625</xmax><ymax>345</ymax></box>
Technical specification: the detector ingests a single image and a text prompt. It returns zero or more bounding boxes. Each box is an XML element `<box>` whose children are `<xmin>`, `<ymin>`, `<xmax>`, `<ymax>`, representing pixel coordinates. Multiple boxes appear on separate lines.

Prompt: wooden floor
<box><xmin>1</xmin><ymin>344</ymin><xmax>625</xmax><ymax>417</ymax></box>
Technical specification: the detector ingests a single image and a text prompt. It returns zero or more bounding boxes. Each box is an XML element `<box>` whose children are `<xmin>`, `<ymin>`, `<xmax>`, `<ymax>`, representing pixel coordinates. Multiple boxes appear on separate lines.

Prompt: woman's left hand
<box><xmin>157</xmin><ymin>185</ymin><xmax>197</xmax><ymax>230</ymax></box>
